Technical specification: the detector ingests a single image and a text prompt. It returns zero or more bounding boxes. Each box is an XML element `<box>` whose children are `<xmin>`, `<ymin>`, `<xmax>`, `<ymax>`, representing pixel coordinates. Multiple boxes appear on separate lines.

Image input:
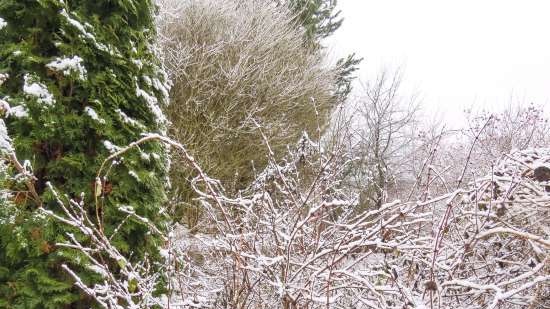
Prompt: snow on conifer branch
<box><xmin>46</xmin><ymin>56</ymin><xmax>87</xmax><ymax>80</ymax></box>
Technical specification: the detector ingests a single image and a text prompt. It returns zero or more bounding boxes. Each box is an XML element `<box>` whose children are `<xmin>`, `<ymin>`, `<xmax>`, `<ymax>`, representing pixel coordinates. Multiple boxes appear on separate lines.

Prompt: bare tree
<box><xmin>345</xmin><ymin>70</ymin><xmax>420</xmax><ymax>209</ymax></box>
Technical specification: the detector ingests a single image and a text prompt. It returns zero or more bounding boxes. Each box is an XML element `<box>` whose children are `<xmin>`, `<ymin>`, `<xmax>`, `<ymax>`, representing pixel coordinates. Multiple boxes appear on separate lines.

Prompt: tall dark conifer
<box><xmin>0</xmin><ymin>0</ymin><xmax>169</xmax><ymax>307</ymax></box>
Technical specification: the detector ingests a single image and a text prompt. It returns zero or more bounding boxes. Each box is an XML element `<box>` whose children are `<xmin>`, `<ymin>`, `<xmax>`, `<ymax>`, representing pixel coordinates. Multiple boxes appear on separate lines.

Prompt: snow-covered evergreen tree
<box><xmin>0</xmin><ymin>0</ymin><xmax>170</xmax><ymax>307</ymax></box>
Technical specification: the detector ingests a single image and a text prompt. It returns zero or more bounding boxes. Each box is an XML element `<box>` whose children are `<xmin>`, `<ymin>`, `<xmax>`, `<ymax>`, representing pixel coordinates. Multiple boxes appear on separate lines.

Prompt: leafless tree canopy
<box><xmin>157</xmin><ymin>0</ymin><xmax>338</xmax><ymax>216</ymax></box>
<box><xmin>338</xmin><ymin>70</ymin><xmax>420</xmax><ymax>210</ymax></box>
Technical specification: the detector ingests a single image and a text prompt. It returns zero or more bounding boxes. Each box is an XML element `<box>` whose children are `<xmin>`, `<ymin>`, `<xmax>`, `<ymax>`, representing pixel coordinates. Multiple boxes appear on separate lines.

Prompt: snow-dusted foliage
<box><xmin>421</xmin><ymin>148</ymin><xmax>550</xmax><ymax>309</ymax></box>
<box><xmin>84</xmin><ymin>106</ymin><xmax>105</xmax><ymax>124</ymax></box>
<box><xmin>0</xmin><ymin>0</ymin><xmax>171</xmax><ymax>306</ymax></box>
<box><xmin>0</xmin><ymin>2</ymin><xmax>545</xmax><ymax>308</ymax></box>
<box><xmin>135</xmin><ymin>81</ymin><xmax>166</xmax><ymax>127</ymax></box>
<box><xmin>0</xmin><ymin>135</ymin><xmax>174</xmax><ymax>308</ymax></box>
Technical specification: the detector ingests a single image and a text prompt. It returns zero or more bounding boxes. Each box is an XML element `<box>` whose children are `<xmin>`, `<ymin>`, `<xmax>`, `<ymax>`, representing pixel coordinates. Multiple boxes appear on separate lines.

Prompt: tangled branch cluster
<box><xmin>33</xmin><ymin>136</ymin><xmax>548</xmax><ymax>309</ymax></box>
<box><xmin>163</xmin><ymin>140</ymin><xmax>549</xmax><ymax>308</ymax></box>
<box><xmin>157</xmin><ymin>0</ymin><xmax>337</xmax><ymax>195</ymax></box>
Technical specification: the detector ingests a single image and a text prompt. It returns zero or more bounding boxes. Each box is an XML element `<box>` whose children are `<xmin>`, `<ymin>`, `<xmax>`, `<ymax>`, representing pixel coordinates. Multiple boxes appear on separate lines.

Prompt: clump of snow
<box><xmin>103</xmin><ymin>140</ymin><xmax>121</xmax><ymax>153</ymax></box>
<box><xmin>60</xmin><ymin>9</ymin><xmax>118</xmax><ymax>56</ymax></box>
<box><xmin>0</xmin><ymin>17</ymin><xmax>6</xmax><ymax>30</ymax></box>
<box><xmin>159</xmin><ymin>248</ymin><xmax>169</xmax><ymax>259</ymax></box>
<box><xmin>23</xmin><ymin>75</ymin><xmax>54</xmax><ymax>106</ymax></box>
<box><xmin>132</xmin><ymin>59</ymin><xmax>144</xmax><ymax>70</ymax></box>
<box><xmin>140</xmin><ymin>152</ymin><xmax>151</xmax><ymax>161</ymax></box>
<box><xmin>152</xmin><ymin>77</ymin><xmax>170</xmax><ymax>103</ymax></box>
<box><xmin>46</xmin><ymin>56</ymin><xmax>87</xmax><ymax>80</ymax></box>
<box><xmin>0</xmin><ymin>99</ymin><xmax>10</xmax><ymax>115</ymax></box>
<box><xmin>142</xmin><ymin>75</ymin><xmax>152</xmax><ymax>86</ymax></box>
<box><xmin>84</xmin><ymin>106</ymin><xmax>105</xmax><ymax>124</ymax></box>
<box><xmin>60</xmin><ymin>9</ymin><xmax>92</xmax><ymax>39</ymax></box>
<box><xmin>9</xmin><ymin>105</ymin><xmax>29</xmax><ymax>118</ymax></box>
<box><xmin>0</xmin><ymin>120</ymin><xmax>13</xmax><ymax>153</ymax></box>
<box><xmin>118</xmin><ymin>205</ymin><xmax>135</xmax><ymax>213</ymax></box>
<box><xmin>0</xmin><ymin>98</ymin><xmax>26</xmax><ymax>119</ymax></box>
<box><xmin>0</xmin><ymin>73</ymin><xmax>8</xmax><ymax>85</ymax></box>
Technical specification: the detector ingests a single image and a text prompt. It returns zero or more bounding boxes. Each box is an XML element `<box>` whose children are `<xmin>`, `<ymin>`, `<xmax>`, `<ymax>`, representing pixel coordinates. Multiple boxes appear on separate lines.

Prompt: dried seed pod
<box><xmin>425</xmin><ymin>280</ymin><xmax>438</xmax><ymax>291</ymax></box>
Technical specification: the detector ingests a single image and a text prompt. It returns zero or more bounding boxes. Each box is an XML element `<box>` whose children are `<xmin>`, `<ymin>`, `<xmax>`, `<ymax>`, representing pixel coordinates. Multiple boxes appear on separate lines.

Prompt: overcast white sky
<box><xmin>326</xmin><ymin>0</ymin><xmax>550</xmax><ymax>127</ymax></box>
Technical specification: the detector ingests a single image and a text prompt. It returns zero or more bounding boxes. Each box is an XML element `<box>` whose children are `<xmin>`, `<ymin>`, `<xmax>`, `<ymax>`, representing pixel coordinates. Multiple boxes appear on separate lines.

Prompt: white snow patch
<box><xmin>142</xmin><ymin>75</ymin><xmax>152</xmax><ymax>86</ymax></box>
<box><xmin>84</xmin><ymin>106</ymin><xmax>105</xmax><ymax>124</ymax></box>
<box><xmin>140</xmin><ymin>152</ymin><xmax>151</xmax><ymax>161</ymax></box>
<box><xmin>0</xmin><ymin>99</ymin><xmax>9</xmax><ymax>115</ymax></box>
<box><xmin>60</xmin><ymin>9</ymin><xmax>92</xmax><ymax>39</ymax></box>
<box><xmin>0</xmin><ymin>17</ymin><xmax>6</xmax><ymax>30</ymax></box>
<box><xmin>0</xmin><ymin>73</ymin><xmax>8</xmax><ymax>86</ymax></box>
<box><xmin>152</xmin><ymin>78</ymin><xmax>170</xmax><ymax>102</ymax></box>
<box><xmin>128</xmin><ymin>170</ymin><xmax>140</xmax><ymax>181</ymax></box>
<box><xmin>103</xmin><ymin>140</ymin><xmax>121</xmax><ymax>153</ymax></box>
<box><xmin>46</xmin><ymin>56</ymin><xmax>87</xmax><ymax>80</ymax></box>
<box><xmin>118</xmin><ymin>205</ymin><xmax>135</xmax><ymax>213</ymax></box>
<box><xmin>0</xmin><ymin>120</ymin><xmax>13</xmax><ymax>153</ymax></box>
<box><xmin>132</xmin><ymin>59</ymin><xmax>144</xmax><ymax>70</ymax></box>
<box><xmin>9</xmin><ymin>105</ymin><xmax>29</xmax><ymax>118</ymax></box>
<box><xmin>23</xmin><ymin>75</ymin><xmax>54</xmax><ymax>106</ymax></box>
<box><xmin>136</xmin><ymin>82</ymin><xmax>166</xmax><ymax>126</ymax></box>
<box><xmin>115</xmin><ymin>108</ymin><xmax>144</xmax><ymax>128</ymax></box>
<box><xmin>159</xmin><ymin>248</ymin><xmax>169</xmax><ymax>259</ymax></box>
<box><xmin>60</xmin><ymin>9</ymin><xmax>112</xmax><ymax>54</ymax></box>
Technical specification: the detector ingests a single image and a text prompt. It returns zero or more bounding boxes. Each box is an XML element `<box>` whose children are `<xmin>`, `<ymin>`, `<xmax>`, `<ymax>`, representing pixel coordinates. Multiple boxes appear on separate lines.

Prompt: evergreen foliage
<box><xmin>0</xmin><ymin>0</ymin><xmax>169</xmax><ymax>307</ymax></box>
<box><xmin>287</xmin><ymin>0</ymin><xmax>343</xmax><ymax>45</ymax></box>
<box><xmin>280</xmin><ymin>0</ymin><xmax>362</xmax><ymax>101</ymax></box>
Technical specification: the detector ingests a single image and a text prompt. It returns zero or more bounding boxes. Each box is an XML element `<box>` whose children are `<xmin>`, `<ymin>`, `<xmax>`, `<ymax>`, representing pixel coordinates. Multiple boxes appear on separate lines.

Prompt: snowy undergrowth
<box><xmin>2</xmin><ymin>132</ymin><xmax>546</xmax><ymax>309</ymax></box>
<box><xmin>162</xmin><ymin>141</ymin><xmax>549</xmax><ymax>309</ymax></box>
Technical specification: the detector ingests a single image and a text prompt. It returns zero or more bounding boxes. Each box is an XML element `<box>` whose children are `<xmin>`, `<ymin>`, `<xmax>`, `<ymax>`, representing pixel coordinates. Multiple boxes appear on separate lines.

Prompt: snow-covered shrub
<box><xmin>157</xmin><ymin>0</ymin><xmax>339</xmax><ymax>225</ymax></box>
<box><xmin>428</xmin><ymin>148</ymin><xmax>550</xmax><ymax>309</ymax></box>
<box><xmin>410</xmin><ymin>104</ymin><xmax>550</xmax><ymax>197</ymax></box>
<box><xmin>165</xmin><ymin>138</ymin><xmax>549</xmax><ymax>308</ymax></box>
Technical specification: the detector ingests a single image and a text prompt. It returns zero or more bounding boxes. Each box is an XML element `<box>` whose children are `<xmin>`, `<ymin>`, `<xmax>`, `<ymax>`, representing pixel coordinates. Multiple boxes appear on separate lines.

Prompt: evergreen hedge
<box><xmin>0</xmin><ymin>0</ymin><xmax>169</xmax><ymax>307</ymax></box>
